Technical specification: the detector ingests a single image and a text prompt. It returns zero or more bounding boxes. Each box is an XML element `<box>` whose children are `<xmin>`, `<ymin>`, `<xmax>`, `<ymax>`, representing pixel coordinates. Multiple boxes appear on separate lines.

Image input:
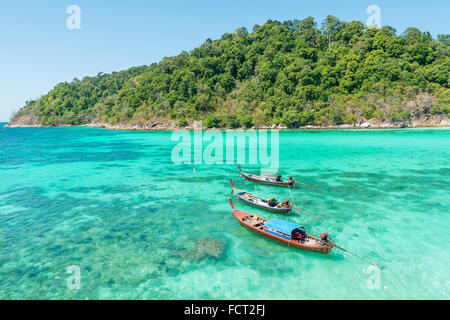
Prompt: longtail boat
<box><xmin>230</xmin><ymin>179</ymin><xmax>292</xmax><ymax>213</ymax></box>
<box><xmin>229</xmin><ymin>199</ymin><xmax>334</xmax><ymax>254</ymax></box>
<box><xmin>238</xmin><ymin>166</ymin><xmax>318</xmax><ymax>188</ymax></box>
<box><xmin>238</xmin><ymin>166</ymin><xmax>295</xmax><ymax>187</ymax></box>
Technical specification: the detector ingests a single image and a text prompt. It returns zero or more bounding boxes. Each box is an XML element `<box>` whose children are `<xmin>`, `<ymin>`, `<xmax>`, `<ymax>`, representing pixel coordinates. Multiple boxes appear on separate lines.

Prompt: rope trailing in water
<box><xmin>288</xmin><ymin>185</ymin><xmax>322</xmax><ymax>218</ymax></box>
<box><xmin>292</xmin><ymin>206</ymin><xmax>322</xmax><ymax>218</ymax></box>
<box><xmin>293</xmin><ymin>179</ymin><xmax>318</xmax><ymax>188</ymax></box>
<box><xmin>287</xmin><ymin>183</ymin><xmax>383</xmax><ymax>269</ymax></box>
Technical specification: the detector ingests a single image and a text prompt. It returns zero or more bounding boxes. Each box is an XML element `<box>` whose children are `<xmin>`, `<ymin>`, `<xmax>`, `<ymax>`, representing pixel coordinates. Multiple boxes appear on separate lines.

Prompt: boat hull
<box><xmin>236</xmin><ymin>193</ymin><xmax>292</xmax><ymax>213</ymax></box>
<box><xmin>241</xmin><ymin>173</ymin><xmax>295</xmax><ymax>187</ymax></box>
<box><xmin>232</xmin><ymin>209</ymin><xmax>332</xmax><ymax>254</ymax></box>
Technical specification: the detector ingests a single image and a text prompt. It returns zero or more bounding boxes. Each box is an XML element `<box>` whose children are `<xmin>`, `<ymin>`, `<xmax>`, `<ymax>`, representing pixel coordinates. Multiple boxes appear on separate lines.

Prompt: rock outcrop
<box><xmin>173</xmin><ymin>238</ymin><xmax>225</xmax><ymax>261</ymax></box>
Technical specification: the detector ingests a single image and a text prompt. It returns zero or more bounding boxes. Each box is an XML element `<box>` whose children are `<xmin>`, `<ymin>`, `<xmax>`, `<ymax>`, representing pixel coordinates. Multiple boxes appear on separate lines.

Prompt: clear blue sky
<box><xmin>0</xmin><ymin>0</ymin><xmax>448</xmax><ymax>121</ymax></box>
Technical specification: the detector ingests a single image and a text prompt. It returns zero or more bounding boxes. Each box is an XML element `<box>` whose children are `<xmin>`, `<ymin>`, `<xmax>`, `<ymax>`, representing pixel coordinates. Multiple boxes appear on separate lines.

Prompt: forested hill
<box><xmin>9</xmin><ymin>17</ymin><xmax>450</xmax><ymax>128</ymax></box>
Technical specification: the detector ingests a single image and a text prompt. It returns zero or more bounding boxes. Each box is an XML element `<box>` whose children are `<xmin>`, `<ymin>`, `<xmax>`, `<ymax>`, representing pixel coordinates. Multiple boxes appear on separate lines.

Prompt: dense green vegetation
<box><xmin>12</xmin><ymin>16</ymin><xmax>450</xmax><ymax>128</ymax></box>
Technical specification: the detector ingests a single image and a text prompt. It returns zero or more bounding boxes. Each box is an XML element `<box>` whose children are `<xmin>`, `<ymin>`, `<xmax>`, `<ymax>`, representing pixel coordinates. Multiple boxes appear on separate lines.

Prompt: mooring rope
<box><xmin>288</xmin><ymin>185</ymin><xmax>322</xmax><ymax>218</ymax></box>
<box><xmin>293</xmin><ymin>179</ymin><xmax>318</xmax><ymax>188</ymax></box>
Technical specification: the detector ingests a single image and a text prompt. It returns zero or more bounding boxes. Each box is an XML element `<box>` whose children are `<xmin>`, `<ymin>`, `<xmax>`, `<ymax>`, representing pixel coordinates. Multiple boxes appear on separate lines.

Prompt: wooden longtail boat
<box><xmin>229</xmin><ymin>199</ymin><xmax>334</xmax><ymax>254</ymax></box>
<box><xmin>238</xmin><ymin>166</ymin><xmax>295</xmax><ymax>187</ymax></box>
<box><xmin>230</xmin><ymin>179</ymin><xmax>292</xmax><ymax>213</ymax></box>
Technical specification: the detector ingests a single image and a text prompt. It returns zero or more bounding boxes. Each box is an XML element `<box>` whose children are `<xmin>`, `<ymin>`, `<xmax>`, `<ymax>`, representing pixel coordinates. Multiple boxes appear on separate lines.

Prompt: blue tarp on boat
<box><xmin>264</xmin><ymin>219</ymin><xmax>304</xmax><ymax>235</ymax></box>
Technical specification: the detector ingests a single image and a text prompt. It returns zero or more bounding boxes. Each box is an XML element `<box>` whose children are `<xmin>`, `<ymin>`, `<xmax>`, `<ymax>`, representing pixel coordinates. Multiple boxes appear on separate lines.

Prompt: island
<box><xmin>7</xmin><ymin>16</ymin><xmax>449</xmax><ymax>130</ymax></box>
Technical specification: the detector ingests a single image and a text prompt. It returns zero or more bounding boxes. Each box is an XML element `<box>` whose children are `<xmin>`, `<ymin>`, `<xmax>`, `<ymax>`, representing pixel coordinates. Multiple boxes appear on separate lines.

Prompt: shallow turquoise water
<box><xmin>0</xmin><ymin>123</ymin><xmax>449</xmax><ymax>299</ymax></box>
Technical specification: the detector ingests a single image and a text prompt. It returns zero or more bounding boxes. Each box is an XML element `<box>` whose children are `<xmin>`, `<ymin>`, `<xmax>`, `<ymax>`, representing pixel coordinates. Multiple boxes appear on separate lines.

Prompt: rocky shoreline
<box><xmin>5</xmin><ymin>112</ymin><xmax>450</xmax><ymax>131</ymax></box>
<box><xmin>7</xmin><ymin>91</ymin><xmax>449</xmax><ymax>130</ymax></box>
<box><xmin>5</xmin><ymin>119</ymin><xmax>450</xmax><ymax>131</ymax></box>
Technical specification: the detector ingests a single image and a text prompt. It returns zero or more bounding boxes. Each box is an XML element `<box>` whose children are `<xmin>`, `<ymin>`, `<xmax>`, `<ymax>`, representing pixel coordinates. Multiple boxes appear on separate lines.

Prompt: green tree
<box><xmin>11</xmin><ymin>17</ymin><xmax>449</xmax><ymax>129</ymax></box>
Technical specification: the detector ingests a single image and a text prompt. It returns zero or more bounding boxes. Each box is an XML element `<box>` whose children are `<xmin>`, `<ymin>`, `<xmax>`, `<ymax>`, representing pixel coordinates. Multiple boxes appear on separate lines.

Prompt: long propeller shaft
<box><xmin>292</xmin><ymin>206</ymin><xmax>322</xmax><ymax>218</ymax></box>
<box><xmin>328</xmin><ymin>237</ymin><xmax>384</xmax><ymax>269</ymax></box>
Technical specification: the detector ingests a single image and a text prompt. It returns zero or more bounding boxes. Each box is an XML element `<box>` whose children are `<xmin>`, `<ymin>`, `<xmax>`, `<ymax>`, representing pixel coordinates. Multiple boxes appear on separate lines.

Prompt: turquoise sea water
<box><xmin>0</xmin><ymin>122</ymin><xmax>449</xmax><ymax>299</ymax></box>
